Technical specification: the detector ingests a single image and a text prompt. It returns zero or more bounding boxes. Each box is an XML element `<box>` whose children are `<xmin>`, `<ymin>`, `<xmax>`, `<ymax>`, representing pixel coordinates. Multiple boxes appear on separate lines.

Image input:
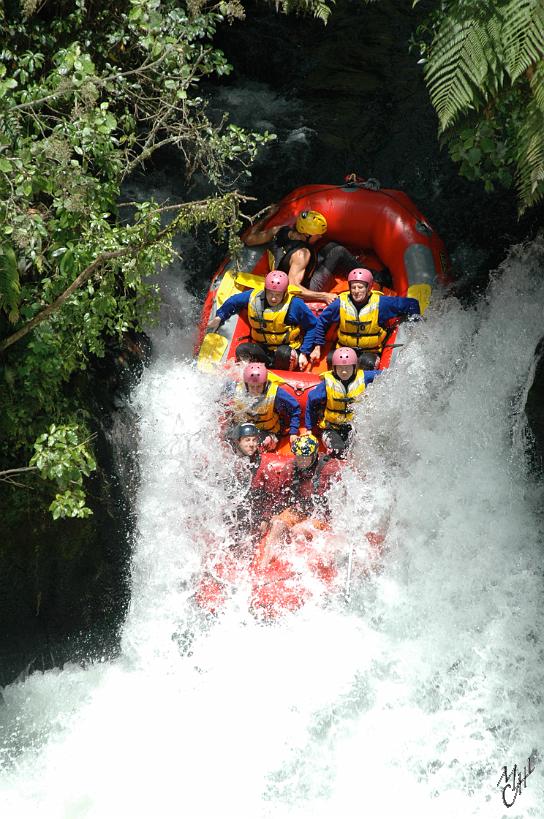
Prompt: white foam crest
<box><xmin>146</xmin><ymin>229</ymin><xmax>207</xmax><ymax>362</ymax></box>
<box><xmin>120</xmin><ymin>360</ymin><xmax>230</xmax><ymax>669</ymax></box>
<box><xmin>211</xmin><ymin>82</ymin><xmax>296</xmax><ymax>132</ymax></box>
<box><xmin>315</xmin><ymin>242</ymin><xmax>544</xmax><ymax>815</ymax></box>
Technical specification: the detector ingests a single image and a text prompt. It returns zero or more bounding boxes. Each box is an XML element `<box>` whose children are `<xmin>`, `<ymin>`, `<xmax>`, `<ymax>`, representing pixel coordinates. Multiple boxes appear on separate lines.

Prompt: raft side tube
<box><xmin>261</xmin><ymin>185</ymin><xmax>450</xmax><ymax>295</ymax></box>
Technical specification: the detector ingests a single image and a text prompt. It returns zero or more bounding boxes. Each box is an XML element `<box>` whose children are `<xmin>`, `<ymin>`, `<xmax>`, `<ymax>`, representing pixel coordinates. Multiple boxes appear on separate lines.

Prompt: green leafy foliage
<box><xmin>501</xmin><ymin>0</ymin><xmax>544</xmax><ymax>82</ymax></box>
<box><xmin>516</xmin><ymin>95</ymin><xmax>544</xmax><ymax>209</ymax></box>
<box><xmin>0</xmin><ymin>0</ymin><xmax>273</xmax><ymax>516</ymax></box>
<box><xmin>415</xmin><ymin>0</ymin><xmax>544</xmax><ymax>213</ymax></box>
<box><xmin>30</xmin><ymin>424</ymin><xmax>96</xmax><ymax>519</ymax></box>
<box><xmin>265</xmin><ymin>0</ymin><xmax>334</xmax><ymax>23</ymax></box>
<box><xmin>444</xmin><ymin>89</ymin><xmax>521</xmax><ymax>192</ymax></box>
<box><xmin>424</xmin><ymin>14</ymin><xmax>492</xmax><ymax>131</ymax></box>
<box><xmin>0</xmin><ymin>244</ymin><xmax>21</xmax><ymax>323</ymax></box>
<box><xmin>289</xmin><ymin>0</ymin><xmax>334</xmax><ymax>22</ymax></box>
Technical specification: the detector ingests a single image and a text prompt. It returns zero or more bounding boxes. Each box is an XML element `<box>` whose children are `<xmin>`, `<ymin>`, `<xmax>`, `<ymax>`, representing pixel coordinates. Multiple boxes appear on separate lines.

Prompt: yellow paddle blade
<box><xmin>197</xmin><ymin>333</ymin><xmax>228</xmax><ymax>372</ymax></box>
<box><xmin>234</xmin><ymin>270</ymin><xmax>265</xmax><ymax>290</ymax></box>
<box><xmin>216</xmin><ymin>267</ymin><xmax>261</xmax><ymax>307</ymax></box>
<box><xmin>407</xmin><ymin>283</ymin><xmax>432</xmax><ymax>315</ymax></box>
<box><xmin>216</xmin><ymin>269</ymin><xmax>239</xmax><ymax>307</ymax></box>
<box><xmin>233</xmin><ymin>269</ymin><xmax>301</xmax><ymax>294</ymax></box>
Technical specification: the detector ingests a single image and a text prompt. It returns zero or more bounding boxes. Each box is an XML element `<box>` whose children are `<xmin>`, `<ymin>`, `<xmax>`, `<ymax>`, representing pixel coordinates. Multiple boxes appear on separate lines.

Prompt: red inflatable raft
<box><xmin>196</xmin><ymin>177</ymin><xmax>449</xmax><ymax>374</ymax></box>
<box><xmin>194</xmin><ymin>177</ymin><xmax>450</xmax><ymax>616</ymax></box>
<box><xmin>195</xmin><ymin>498</ymin><xmax>387</xmax><ymax>620</ymax></box>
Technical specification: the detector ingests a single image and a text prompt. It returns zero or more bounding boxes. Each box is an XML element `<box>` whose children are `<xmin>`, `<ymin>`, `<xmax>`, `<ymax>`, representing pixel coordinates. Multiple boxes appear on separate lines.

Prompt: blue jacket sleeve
<box><xmin>312</xmin><ymin>299</ymin><xmax>340</xmax><ymax>347</ymax></box>
<box><xmin>215</xmin><ymin>290</ymin><xmax>251</xmax><ymax>324</ymax></box>
<box><xmin>364</xmin><ymin>370</ymin><xmax>381</xmax><ymax>385</ymax></box>
<box><xmin>286</xmin><ymin>297</ymin><xmax>317</xmax><ymax>354</ymax></box>
<box><xmin>275</xmin><ymin>387</ymin><xmax>301</xmax><ymax>435</ymax></box>
<box><xmin>377</xmin><ymin>295</ymin><xmax>420</xmax><ymax>324</ymax></box>
<box><xmin>305</xmin><ymin>382</ymin><xmax>327</xmax><ymax>429</ymax></box>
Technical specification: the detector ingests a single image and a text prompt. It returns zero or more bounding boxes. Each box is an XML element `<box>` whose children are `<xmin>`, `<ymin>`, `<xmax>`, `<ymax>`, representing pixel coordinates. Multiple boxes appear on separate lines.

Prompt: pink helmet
<box><xmin>265</xmin><ymin>270</ymin><xmax>289</xmax><ymax>293</ymax></box>
<box><xmin>243</xmin><ymin>362</ymin><xmax>268</xmax><ymax>385</ymax></box>
<box><xmin>332</xmin><ymin>347</ymin><xmax>357</xmax><ymax>367</ymax></box>
<box><xmin>348</xmin><ymin>267</ymin><xmax>374</xmax><ymax>285</ymax></box>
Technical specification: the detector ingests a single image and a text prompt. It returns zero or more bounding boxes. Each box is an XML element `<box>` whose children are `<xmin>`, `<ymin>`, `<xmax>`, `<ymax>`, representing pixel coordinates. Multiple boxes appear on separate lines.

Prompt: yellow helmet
<box><xmin>295</xmin><ymin>210</ymin><xmax>327</xmax><ymax>236</ymax></box>
<box><xmin>291</xmin><ymin>433</ymin><xmax>319</xmax><ymax>457</ymax></box>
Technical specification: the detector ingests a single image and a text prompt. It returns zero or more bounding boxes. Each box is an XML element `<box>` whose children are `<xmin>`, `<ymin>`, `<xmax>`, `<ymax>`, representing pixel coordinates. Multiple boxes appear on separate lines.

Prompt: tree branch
<box><xmin>0</xmin><ymin>193</ymin><xmax>251</xmax><ymax>354</ymax></box>
<box><xmin>0</xmin><ymin>247</ymin><xmax>130</xmax><ymax>353</ymax></box>
<box><xmin>0</xmin><ymin>466</ymin><xmax>37</xmax><ymax>478</ymax></box>
<box><xmin>12</xmin><ymin>52</ymin><xmax>174</xmax><ymax>112</ymax></box>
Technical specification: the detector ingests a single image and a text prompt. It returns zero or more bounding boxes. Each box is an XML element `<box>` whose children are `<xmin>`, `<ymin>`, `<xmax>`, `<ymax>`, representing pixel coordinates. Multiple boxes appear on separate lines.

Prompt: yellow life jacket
<box><xmin>320</xmin><ymin>369</ymin><xmax>367</xmax><ymax>428</ymax></box>
<box><xmin>247</xmin><ymin>288</ymin><xmax>301</xmax><ymax>350</ymax></box>
<box><xmin>337</xmin><ymin>290</ymin><xmax>387</xmax><ymax>351</ymax></box>
<box><xmin>233</xmin><ymin>380</ymin><xmax>281</xmax><ymax>433</ymax></box>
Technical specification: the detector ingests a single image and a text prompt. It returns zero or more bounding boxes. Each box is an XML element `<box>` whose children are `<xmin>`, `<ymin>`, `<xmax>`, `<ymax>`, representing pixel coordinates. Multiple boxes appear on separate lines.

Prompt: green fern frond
<box><xmin>0</xmin><ymin>244</ymin><xmax>20</xmax><ymax>324</ymax></box>
<box><xmin>424</xmin><ymin>16</ymin><xmax>493</xmax><ymax>130</ymax></box>
<box><xmin>309</xmin><ymin>0</ymin><xmax>331</xmax><ymax>23</ymax></box>
<box><xmin>530</xmin><ymin>58</ymin><xmax>544</xmax><ymax>110</ymax></box>
<box><xmin>501</xmin><ymin>0</ymin><xmax>544</xmax><ymax>82</ymax></box>
<box><xmin>484</xmin><ymin>14</ymin><xmax>507</xmax><ymax>96</ymax></box>
<box><xmin>277</xmin><ymin>0</ymin><xmax>333</xmax><ymax>23</ymax></box>
<box><xmin>514</xmin><ymin>101</ymin><xmax>544</xmax><ymax>213</ymax></box>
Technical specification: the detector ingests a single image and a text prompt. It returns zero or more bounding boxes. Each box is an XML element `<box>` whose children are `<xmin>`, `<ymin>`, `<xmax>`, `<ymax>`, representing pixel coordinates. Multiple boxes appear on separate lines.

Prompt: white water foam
<box><xmin>1</xmin><ymin>239</ymin><xmax>543</xmax><ymax>818</ymax></box>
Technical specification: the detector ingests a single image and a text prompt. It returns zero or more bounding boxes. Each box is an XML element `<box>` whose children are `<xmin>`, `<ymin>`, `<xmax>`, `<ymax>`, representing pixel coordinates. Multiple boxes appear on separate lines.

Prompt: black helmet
<box><xmin>237</xmin><ymin>422</ymin><xmax>260</xmax><ymax>439</ymax></box>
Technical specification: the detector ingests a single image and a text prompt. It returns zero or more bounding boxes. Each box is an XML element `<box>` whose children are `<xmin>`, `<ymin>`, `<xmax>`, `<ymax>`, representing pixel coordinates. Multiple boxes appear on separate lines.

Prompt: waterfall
<box><xmin>1</xmin><ymin>236</ymin><xmax>543</xmax><ymax>818</ymax></box>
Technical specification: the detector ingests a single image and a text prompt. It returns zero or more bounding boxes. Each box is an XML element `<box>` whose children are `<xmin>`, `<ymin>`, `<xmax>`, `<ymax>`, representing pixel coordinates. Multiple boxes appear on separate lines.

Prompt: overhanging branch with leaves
<box><xmin>0</xmin><ymin>192</ymin><xmax>252</xmax><ymax>354</ymax></box>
